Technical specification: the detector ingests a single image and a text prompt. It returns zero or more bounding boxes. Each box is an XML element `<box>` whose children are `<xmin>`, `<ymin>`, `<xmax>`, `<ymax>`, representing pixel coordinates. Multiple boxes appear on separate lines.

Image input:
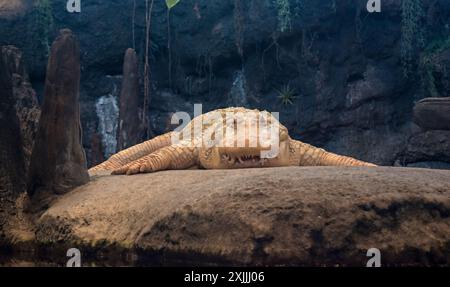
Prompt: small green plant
<box><xmin>276</xmin><ymin>84</ymin><xmax>297</xmax><ymax>106</ymax></box>
<box><xmin>166</xmin><ymin>0</ymin><xmax>181</xmax><ymax>9</ymax></box>
<box><xmin>400</xmin><ymin>0</ymin><xmax>425</xmax><ymax>78</ymax></box>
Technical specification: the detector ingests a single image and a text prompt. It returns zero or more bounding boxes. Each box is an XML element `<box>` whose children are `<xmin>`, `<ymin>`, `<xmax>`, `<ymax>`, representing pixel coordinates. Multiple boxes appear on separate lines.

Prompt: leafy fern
<box><xmin>276</xmin><ymin>84</ymin><xmax>297</xmax><ymax>106</ymax></box>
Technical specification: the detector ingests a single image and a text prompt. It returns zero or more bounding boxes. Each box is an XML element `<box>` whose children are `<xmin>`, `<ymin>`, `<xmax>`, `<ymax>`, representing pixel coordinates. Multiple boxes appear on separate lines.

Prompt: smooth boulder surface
<box><xmin>37</xmin><ymin>167</ymin><xmax>450</xmax><ymax>266</ymax></box>
<box><xmin>413</xmin><ymin>97</ymin><xmax>450</xmax><ymax>131</ymax></box>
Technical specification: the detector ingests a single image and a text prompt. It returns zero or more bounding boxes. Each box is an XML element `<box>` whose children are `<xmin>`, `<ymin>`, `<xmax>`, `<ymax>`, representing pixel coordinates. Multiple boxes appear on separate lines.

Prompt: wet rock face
<box><xmin>37</xmin><ymin>167</ymin><xmax>450</xmax><ymax>266</ymax></box>
<box><xmin>403</xmin><ymin>131</ymin><xmax>450</xmax><ymax>166</ymax></box>
<box><xmin>117</xmin><ymin>48</ymin><xmax>144</xmax><ymax>151</ymax></box>
<box><xmin>27</xmin><ymin>29</ymin><xmax>89</xmax><ymax>201</ymax></box>
<box><xmin>95</xmin><ymin>93</ymin><xmax>119</xmax><ymax>159</ymax></box>
<box><xmin>1</xmin><ymin>45</ymin><xmax>40</xmax><ymax>168</ymax></box>
<box><xmin>0</xmin><ymin>46</ymin><xmax>26</xmax><ymax>239</ymax></box>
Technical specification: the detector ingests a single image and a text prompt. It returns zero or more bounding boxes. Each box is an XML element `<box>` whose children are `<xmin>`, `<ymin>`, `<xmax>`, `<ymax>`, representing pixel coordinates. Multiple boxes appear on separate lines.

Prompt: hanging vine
<box><xmin>26</xmin><ymin>0</ymin><xmax>54</xmax><ymax>73</ymax></box>
<box><xmin>293</xmin><ymin>0</ymin><xmax>304</xmax><ymax>18</ymax></box>
<box><xmin>276</xmin><ymin>0</ymin><xmax>292</xmax><ymax>33</ymax></box>
<box><xmin>167</xmin><ymin>8</ymin><xmax>173</xmax><ymax>88</ymax></box>
<box><xmin>143</xmin><ymin>0</ymin><xmax>155</xmax><ymax>138</ymax></box>
<box><xmin>132</xmin><ymin>0</ymin><xmax>136</xmax><ymax>50</ymax></box>
<box><xmin>234</xmin><ymin>0</ymin><xmax>245</xmax><ymax>61</ymax></box>
<box><xmin>165</xmin><ymin>0</ymin><xmax>181</xmax><ymax>89</ymax></box>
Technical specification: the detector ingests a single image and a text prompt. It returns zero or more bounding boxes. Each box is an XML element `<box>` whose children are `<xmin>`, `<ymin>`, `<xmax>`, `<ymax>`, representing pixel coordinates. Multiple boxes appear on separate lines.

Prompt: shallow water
<box><xmin>0</xmin><ymin>246</ymin><xmax>233</xmax><ymax>267</ymax></box>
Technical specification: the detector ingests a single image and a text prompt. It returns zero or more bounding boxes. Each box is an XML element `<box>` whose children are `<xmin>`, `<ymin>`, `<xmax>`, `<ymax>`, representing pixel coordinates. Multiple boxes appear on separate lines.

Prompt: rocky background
<box><xmin>1</xmin><ymin>0</ymin><xmax>450</xmax><ymax>266</ymax></box>
<box><xmin>1</xmin><ymin>0</ymin><xmax>450</xmax><ymax>168</ymax></box>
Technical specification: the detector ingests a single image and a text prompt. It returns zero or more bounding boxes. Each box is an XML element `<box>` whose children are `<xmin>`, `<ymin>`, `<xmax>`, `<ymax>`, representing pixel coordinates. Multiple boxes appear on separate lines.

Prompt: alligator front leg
<box><xmin>90</xmin><ymin>132</ymin><xmax>174</xmax><ymax>172</ymax></box>
<box><xmin>112</xmin><ymin>145</ymin><xmax>199</xmax><ymax>175</ymax></box>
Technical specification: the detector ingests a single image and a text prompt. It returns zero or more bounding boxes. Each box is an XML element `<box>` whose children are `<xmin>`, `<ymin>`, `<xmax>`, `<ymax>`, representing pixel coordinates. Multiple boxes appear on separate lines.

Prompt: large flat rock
<box><xmin>413</xmin><ymin>97</ymin><xmax>450</xmax><ymax>131</ymax></box>
<box><xmin>37</xmin><ymin>167</ymin><xmax>450</xmax><ymax>266</ymax></box>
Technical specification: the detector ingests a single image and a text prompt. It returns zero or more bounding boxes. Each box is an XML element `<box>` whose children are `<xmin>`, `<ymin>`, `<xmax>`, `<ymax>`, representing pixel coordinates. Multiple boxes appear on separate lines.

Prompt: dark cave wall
<box><xmin>0</xmin><ymin>46</ymin><xmax>27</xmax><ymax>239</ymax></box>
<box><xmin>1</xmin><ymin>0</ymin><xmax>450</xmax><ymax>167</ymax></box>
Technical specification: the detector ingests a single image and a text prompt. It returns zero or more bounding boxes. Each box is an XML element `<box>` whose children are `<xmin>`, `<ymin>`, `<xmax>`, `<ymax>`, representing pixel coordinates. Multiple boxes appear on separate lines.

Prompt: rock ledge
<box><xmin>37</xmin><ymin>167</ymin><xmax>450</xmax><ymax>266</ymax></box>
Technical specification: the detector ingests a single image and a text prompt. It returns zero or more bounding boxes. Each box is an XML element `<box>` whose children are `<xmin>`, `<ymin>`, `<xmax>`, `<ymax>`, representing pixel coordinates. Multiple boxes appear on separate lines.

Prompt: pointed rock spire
<box><xmin>27</xmin><ymin>29</ymin><xmax>89</xmax><ymax>204</ymax></box>
<box><xmin>117</xmin><ymin>48</ymin><xmax>143</xmax><ymax>151</ymax></box>
<box><xmin>0</xmin><ymin>46</ymin><xmax>26</xmax><ymax>199</ymax></box>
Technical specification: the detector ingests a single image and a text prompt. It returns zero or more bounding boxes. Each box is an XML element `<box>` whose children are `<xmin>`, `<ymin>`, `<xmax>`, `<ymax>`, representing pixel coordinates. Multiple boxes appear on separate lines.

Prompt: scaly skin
<box><xmin>89</xmin><ymin>132</ymin><xmax>174</xmax><ymax>172</ymax></box>
<box><xmin>288</xmin><ymin>140</ymin><xmax>374</xmax><ymax>167</ymax></box>
<box><xmin>90</xmin><ymin>108</ymin><xmax>376</xmax><ymax>175</ymax></box>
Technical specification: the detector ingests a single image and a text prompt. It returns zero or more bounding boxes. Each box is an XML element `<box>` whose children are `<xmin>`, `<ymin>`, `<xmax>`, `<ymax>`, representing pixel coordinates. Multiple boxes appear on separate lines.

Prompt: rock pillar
<box><xmin>27</xmin><ymin>29</ymin><xmax>89</xmax><ymax>203</ymax></box>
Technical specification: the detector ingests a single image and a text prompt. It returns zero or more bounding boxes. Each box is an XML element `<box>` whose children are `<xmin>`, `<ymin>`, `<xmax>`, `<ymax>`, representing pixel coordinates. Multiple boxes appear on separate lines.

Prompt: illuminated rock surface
<box><xmin>36</xmin><ymin>167</ymin><xmax>450</xmax><ymax>266</ymax></box>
